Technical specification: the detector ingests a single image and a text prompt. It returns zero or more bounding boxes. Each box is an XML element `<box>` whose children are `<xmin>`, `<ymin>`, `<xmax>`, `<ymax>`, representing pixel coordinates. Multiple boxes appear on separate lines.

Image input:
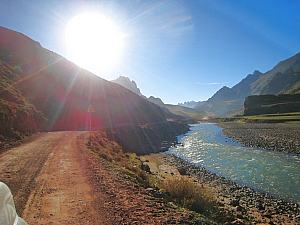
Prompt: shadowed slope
<box><xmin>0</xmin><ymin>26</ymin><xmax>188</xmax><ymax>153</ymax></box>
<box><xmin>0</xmin><ymin>27</ymin><xmax>179</xmax><ymax>129</ymax></box>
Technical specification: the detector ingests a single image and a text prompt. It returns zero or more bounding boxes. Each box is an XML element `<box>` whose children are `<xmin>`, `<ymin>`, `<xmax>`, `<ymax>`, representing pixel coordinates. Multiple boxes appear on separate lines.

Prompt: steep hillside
<box><xmin>0</xmin><ymin>61</ymin><xmax>44</xmax><ymax>142</ymax></box>
<box><xmin>194</xmin><ymin>53</ymin><xmax>300</xmax><ymax>117</ymax></box>
<box><xmin>252</xmin><ymin>53</ymin><xmax>300</xmax><ymax>95</ymax></box>
<box><xmin>148</xmin><ymin>96</ymin><xmax>164</xmax><ymax>106</ymax></box>
<box><xmin>284</xmin><ymin>81</ymin><xmax>300</xmax><ymax>94</ymax></box>
<box><xmin>0</xmin><ymin>26</ymin><xmax>187</xmax><ymax>153</ymax></box>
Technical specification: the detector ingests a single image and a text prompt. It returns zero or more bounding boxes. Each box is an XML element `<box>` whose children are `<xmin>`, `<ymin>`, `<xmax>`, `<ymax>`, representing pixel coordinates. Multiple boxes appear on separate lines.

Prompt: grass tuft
<box><xmin>163</xmin><ymin>176</ymin><xmax>215</xmax><ymax>213</ymax></box>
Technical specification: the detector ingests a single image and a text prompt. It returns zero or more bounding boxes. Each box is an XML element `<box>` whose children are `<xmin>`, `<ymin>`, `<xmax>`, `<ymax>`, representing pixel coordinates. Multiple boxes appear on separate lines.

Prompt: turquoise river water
<box><xmin>167</xmin><ymin>123</ymin><xmax>300</xmax><ymax>203</ymax></box>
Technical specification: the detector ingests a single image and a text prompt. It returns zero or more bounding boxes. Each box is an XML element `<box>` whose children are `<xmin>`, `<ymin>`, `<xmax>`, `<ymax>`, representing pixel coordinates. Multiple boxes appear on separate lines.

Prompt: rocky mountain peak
<box><xmin>111</xmin><ymin>76</ymin><xmax>142</xmax><ymax>96</ymax></box>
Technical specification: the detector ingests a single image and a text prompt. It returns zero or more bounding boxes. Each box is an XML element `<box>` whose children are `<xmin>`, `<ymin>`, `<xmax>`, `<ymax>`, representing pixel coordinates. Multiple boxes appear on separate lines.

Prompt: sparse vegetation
<box><xmin>218</xmin><ymin>112</ymin><xmax>300</xmax><ymax>123</ymax></box>
<box><xmin>162</xmin><ymin>176</ymin><xmax>215</xmax><ymax>213</ymax></box>
<box><xmin>87</xmin><ymin>132</ymin><xmax>218</xmax><ymax>217</ymax></box>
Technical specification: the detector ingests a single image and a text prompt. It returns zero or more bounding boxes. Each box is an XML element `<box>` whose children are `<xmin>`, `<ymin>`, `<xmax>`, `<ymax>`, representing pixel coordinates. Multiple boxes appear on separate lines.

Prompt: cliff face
<box><xmin>244</xmin><ymin>94</ymin><xmax>300</xmax><ymax>116</ymax></box>
<box><xmin>0</xmin><ymin>26</ymin><xmax>188</xmax><ymax>153</ymax></box>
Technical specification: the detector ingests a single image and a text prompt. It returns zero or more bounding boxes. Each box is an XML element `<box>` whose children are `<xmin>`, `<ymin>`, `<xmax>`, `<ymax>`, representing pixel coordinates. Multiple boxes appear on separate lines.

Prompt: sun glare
<box><xmin>65</xmin><ymin>12</ymin><xmax>125</xmax><ymax>75</ymax></box>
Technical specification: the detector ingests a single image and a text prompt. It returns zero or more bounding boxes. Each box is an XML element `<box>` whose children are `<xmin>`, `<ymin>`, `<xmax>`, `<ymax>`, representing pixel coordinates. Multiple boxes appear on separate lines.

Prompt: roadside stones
<box><xmin>230</xmin><ymin>198</ymin><xmax>240</xmax><ymax>207</ymax></box>
<box><xmin>141</xmin><ymin>162</ymin><xmax>151</xmax><ymax>173</ymax></box>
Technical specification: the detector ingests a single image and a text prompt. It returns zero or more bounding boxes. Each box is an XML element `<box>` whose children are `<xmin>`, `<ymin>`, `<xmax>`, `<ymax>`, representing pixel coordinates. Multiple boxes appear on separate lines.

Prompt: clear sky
<box><xmin>1</xmin><ymin>0</ymin><xmax>300</xmax><ymax>104</ymax></box>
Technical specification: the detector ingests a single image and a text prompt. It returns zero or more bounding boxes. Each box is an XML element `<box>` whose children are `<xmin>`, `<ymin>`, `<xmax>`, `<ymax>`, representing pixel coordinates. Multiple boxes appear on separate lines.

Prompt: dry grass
<box><xmin>163</xmin><ymin>176</ymin><xmax>216</xmax><ymax>213</ymax></box>
<box><xmin>86</xmin><ymin>132</ymin><xmax>125</xmax><ymax>163</ymax></box>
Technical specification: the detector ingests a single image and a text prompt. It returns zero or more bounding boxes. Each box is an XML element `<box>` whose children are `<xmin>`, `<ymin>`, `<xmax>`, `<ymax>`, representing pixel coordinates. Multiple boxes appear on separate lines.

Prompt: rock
<box><xmin>231</xmin><ymin>219</ymin><xmax>245</xmax><ymax>225</ymax></box>
<box><xmin>230</xmin><ymin>198</ymin><xmax>240</xmax><ymax>207</ymax></box>
<box><xmin>141</xmin><ymin>162</ymin><xmax>151</xmax><ymax>173</ymax></box>
<box><xmin>236</xmin><ymin>205</ymin><xmax>244</xmax><ymax>212</ymax></box>
<box><xmin>255</xmin><ymin>202</ymin><xmax>265</xmax><ymax>210</ymax></box>
<box><xmin>177</xmin><ymin>167</ymin><xmax>187</xmax><ymax>175</ymax></box>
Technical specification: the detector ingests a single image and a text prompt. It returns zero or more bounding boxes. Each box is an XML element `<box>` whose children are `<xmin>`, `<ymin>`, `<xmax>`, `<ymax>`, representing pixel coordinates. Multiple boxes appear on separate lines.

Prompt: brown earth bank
<box><xmin>220</xmin><ymin>122</ymin><xmax>300</xmax><ymax>154</ymax></box>
<box><xmin>0</xmin><ymin>131</ymin><xmax>213</xmax><ymax>225</ymax></box>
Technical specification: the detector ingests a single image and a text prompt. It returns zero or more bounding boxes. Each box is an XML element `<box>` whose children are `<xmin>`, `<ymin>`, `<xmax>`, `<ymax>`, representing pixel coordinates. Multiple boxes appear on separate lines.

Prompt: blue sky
<box><xmin>1</xmin><ymin>0</ymin><xmax>300</xmax><ymax>104</ymax></box>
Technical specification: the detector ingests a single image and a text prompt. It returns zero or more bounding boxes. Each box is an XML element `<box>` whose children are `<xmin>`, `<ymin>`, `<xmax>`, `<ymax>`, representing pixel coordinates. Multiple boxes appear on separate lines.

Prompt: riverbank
<box><xmin>220</xmin><ymin>122</ymin><xmax>300</xmax><ymax>154</ymax></box>
<box><xmin>142</xmin><ymin>153</ymin><xmax>300</xmax><ymax>224</ymax></box>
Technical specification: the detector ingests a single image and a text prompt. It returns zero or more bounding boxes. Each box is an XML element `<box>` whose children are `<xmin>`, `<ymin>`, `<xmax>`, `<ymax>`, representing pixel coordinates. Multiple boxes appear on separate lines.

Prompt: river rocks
<box><xmin>165</xmin><ymin>154</ymin><xmax>300</xmax><ymax>224</ymax></box>
<box><xmin>230</xmin><ymin>198</ymin><xmax>240</xmax><ymax>207</ymax></box>
<box><xmin>231</xmin><ymin>218</ymin><xmax>246</xmax><ymax>225</ymax></box>
<box><xmin>141</xmin><ymin>162</ymin><xmax>151</xmax><ymax>173</ymax></box>
<box><xmin>220</xmin><ymin>123</ymin><xmax>300</xmax><ymax>154</ymax></box>
<box><xmin>255</xmin><ymin>201</ymin><xmax>265</xmax><ymax>210</ymax></box>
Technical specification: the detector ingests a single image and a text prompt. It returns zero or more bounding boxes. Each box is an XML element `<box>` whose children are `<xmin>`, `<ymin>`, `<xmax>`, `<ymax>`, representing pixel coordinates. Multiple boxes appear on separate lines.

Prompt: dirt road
<box><xmin>0</xmin><ymin>132</ymin><xmax>105</xmax><ymax>225</ymax></box>
<box><xmin>0</xmin><ymin>131</ymin><xmax>210</xmax><ymax>225</ymax></box>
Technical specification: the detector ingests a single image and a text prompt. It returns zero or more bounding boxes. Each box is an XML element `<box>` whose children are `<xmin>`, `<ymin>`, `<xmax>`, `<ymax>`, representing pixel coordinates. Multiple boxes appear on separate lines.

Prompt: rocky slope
<box><xmin>0</xmin><ymin>26</ymin><xmax>187</xmax><ymax>153</ymax></box>
<box><xmin>0</xmin><ymin>61</ymin><xmax>44</xmax><ymax>150</ymax></box>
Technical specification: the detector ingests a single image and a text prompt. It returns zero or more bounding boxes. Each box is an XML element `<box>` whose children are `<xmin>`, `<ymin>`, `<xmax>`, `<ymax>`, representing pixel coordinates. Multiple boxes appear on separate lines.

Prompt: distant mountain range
<box><xmin>180</xmin><ymin>53</ymin><xmax>300</xmax><ymax>117</ymax></box>
<box><xmin>111</xmin><ymin>76</ymin><xmax>206</xmax><ymax>121</ymax></box>
<box><xmin>178</xmin><ymin>101</ymin><xmax>199</xmax><ymax>109</ymax></box>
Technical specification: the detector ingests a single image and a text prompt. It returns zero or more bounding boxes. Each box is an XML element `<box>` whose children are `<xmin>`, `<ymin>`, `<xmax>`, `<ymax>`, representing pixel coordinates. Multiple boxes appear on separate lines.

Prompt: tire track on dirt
<box><xmin>0</xmin><ymin>132</ymin><xmax>65</xmax><ymax>214</ymax></box>
<box><xmin>22</xmin><ymin>131</ymin><xmax>105</xmax><ymax>225</ymax></box>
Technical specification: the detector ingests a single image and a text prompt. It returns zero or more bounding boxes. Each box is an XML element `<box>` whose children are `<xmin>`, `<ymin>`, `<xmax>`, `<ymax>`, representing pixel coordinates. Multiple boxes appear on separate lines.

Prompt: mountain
<box><xmin>178</xmin><ymin>101</ymin><xmax>198</xmax><ymax>108</ymax></box>
<box><xmin>148</xmin><ymin>96</ymin><xmax>164</xmax><ymax>106</ymax></box>
<box><xmin>0</xmin><ymin>26</ymin><xmax>188</xmax><ymax>153</ymax></box>
<box><xmin>111</xmin><ymin>76</ymin><xmax>206</xmax><ymax>121</ymax></box>
<box><xmin>112</xmin><ymin>76</ymin><xmax>143</xmax><ymax>96</ymax></box>
<box><xmin>194</xmin><ymin>53</ymin><xmax>300</xmax><ymax>117</ymax></box>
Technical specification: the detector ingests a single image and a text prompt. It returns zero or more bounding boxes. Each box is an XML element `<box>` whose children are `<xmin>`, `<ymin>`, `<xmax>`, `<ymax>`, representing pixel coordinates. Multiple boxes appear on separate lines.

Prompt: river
<box><xmin>167</xmin><ymin>123</ymin><xmax>300</xmax><ymax>203</ymax></box>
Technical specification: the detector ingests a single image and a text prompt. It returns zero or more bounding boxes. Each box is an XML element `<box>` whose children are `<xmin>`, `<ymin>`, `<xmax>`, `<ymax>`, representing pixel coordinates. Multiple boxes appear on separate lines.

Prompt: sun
<box><xmin>65</xmin><ymin>12</ymin><xmax>125</xmax><ymax>75</ymax></box>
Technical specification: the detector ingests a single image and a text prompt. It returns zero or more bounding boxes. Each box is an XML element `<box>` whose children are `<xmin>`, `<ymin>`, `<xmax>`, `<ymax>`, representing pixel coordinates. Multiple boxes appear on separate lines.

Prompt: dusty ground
<box><xmin>0</xmin><ymin>131</ymin><xmax>211</xmax><ymax>225</ymax></box>
<box><xmin>0</xmin><ymin>133</ymin><xmax>64</xmax><ymax>214</ymax></box>
<box><xmin>0</xmin><ymin>132</ymin><xmax>106</xmax><ymax>225</ymax></box>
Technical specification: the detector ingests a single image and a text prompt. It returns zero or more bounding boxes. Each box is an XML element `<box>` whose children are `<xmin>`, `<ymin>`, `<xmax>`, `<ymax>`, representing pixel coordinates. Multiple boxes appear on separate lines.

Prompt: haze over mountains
<box><xmin>180</xmin><ymin>53</ymin><xmax>300</xmax><ymax>117</ymax></box>
<box><xmin>111</xmin><ymin>75</ymin><xmax>206</xmax><ymax>121</ymax></box>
